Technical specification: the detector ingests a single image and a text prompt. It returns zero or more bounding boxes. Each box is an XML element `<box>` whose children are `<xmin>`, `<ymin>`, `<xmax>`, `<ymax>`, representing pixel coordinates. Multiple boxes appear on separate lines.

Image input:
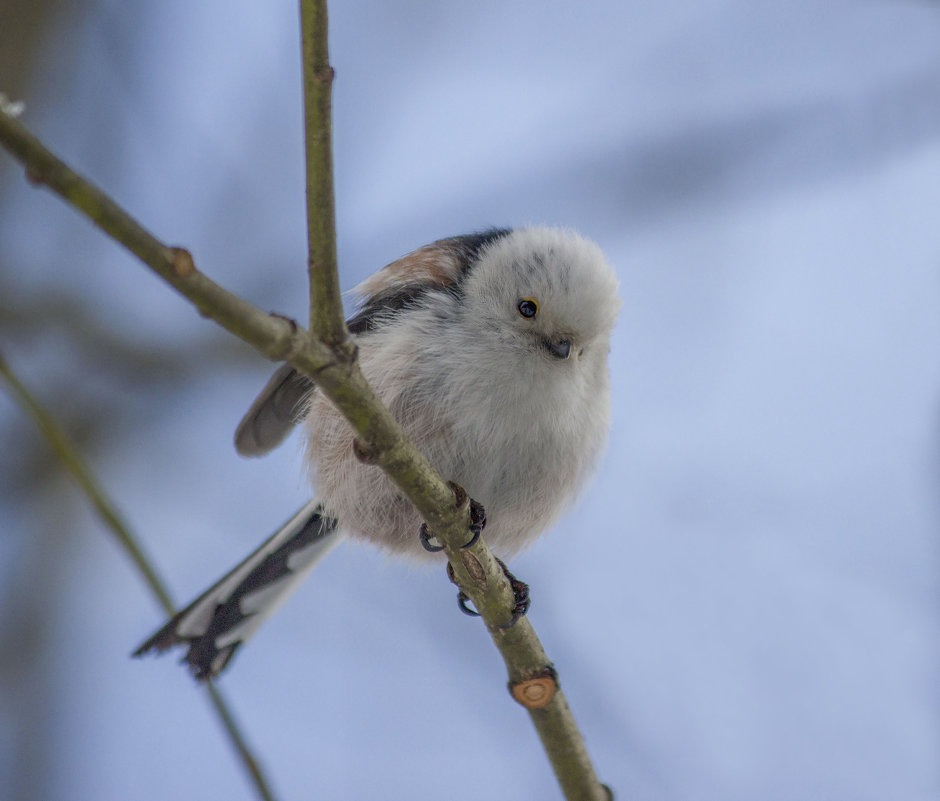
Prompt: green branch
<box><xmin>300</xmin><ymin>0</ymin><xmax>345</xmax><ymax>343</ymax></box>
<box><xmin>0</xmin><ymin>354</ymin><xmax>278</xmax><ymax>801</ymax></box>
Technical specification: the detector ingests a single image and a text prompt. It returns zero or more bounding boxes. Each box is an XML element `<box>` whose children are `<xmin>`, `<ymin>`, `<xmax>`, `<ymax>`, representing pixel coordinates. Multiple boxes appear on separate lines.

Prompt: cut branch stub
<box><xmin>509</xmin><ymin>666</ymin><xmax>559</xmax><ymax>709</ymax></box>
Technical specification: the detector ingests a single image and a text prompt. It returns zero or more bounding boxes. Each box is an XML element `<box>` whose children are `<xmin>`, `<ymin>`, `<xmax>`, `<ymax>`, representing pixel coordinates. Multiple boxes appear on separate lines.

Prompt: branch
<box><xmin>0</xmin><ymin>353</ymin><xmax>278</xmax><ymax>801</ymax></box>
<box><xmin>0</xmin><ymin>104</ymin><xmax>609</xmax><ymax>799</ymax></box>
<box><xmin>300</xmin><ymin>0</ymin><xmax>345</xmax><ymax>343</ymax></box>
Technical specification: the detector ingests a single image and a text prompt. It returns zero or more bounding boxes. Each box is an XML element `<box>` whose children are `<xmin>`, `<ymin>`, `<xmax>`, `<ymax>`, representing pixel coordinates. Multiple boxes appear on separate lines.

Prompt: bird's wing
<box><xmin>234</xmin><ymin>230</ymin><xmax>512</xmax><ymax>456</ymax></box>
<box><xmin>234</xmin><ymin>363</ymin><xmax>314</xmax><ymax>457</ymax></box>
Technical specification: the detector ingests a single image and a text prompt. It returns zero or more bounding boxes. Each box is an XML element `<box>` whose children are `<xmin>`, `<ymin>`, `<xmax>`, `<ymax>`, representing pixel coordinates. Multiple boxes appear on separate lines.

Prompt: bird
<box><xmin>134</xmin><ymin>226</ymin><xmax>620</xmax><ymax>679</ymax></box>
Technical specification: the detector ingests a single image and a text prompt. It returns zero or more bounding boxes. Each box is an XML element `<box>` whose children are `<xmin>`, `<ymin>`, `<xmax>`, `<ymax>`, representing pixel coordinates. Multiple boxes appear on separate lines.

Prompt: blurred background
<box><xmin>1</xmin><ymin>1</ymin><xmax>938</xmax><ymax>799</ymax></box>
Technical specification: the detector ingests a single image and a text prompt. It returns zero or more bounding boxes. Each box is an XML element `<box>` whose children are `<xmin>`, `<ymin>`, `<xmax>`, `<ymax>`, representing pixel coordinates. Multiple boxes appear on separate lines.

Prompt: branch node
<box><xmin>447</xmin><ymin>480</ymin><xmax>469</xmax><ymax>511</ymax></box>
<box><xmin>334</xmin><ymin>339</ymin><xmax>358</xmax><ymax>370</ymax></box>
<box><xmin>352</xmin><ymin>437</ymin><xmax>380</xmax><ymax>465</ymax></box>
<box><xmin>509</xmin><ymin>666</ymin><xmax>559</xmax><ymax>710</ymax></box>
<box><xmin>170</xmin><ymin>247</ymin><xmax>195</xmax><ymax>277</ymax></box>
<box><xmin>445</xmin><ymin>548</ymin><xmax>486</xmax><ymax>588</ymax></box>
<box><xmin>458</xmin><ymin>550</ymin><xmax>486</xmax><ymax>586</ymax></box>
<box><xmin>269</xmin><ymin>312</ymin><xmax>299</xmax><ymax>333</ymax></box>
<box><xmin>25</xmin><ymin>163</ymin><xmax>44</xmax><ymax>187</ymax></box>
<box><xmin>267</xmin><ymin>312</ymin><xmax>306</xmax><ymax>361</ymax></box>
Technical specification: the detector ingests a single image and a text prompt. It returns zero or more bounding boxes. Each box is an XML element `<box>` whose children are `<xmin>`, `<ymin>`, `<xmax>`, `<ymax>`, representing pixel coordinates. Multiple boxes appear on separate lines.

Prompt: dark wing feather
<box><xmin>234</xmin><ymin>364</ymin><xmax>314</xmax><ymax>457</ymax></box>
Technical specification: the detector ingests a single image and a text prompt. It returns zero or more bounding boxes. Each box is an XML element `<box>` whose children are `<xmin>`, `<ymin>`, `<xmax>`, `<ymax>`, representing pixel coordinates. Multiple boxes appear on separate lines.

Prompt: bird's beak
<box><xmin>544</xmin><ymin>337</ymin><xmax>572</xmax><ymax>360</ymax></box>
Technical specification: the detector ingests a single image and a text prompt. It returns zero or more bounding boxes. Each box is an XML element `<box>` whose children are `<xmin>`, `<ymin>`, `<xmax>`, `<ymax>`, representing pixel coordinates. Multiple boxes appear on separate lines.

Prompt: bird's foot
<box><xmin>418</xmin><ymin>482</ymin><xmax>485</xmax><ymax>552</ymax></box>
<box><xmin>454</xmin><ymin>557</ymin><xmax>530</xmax><ymax>628</ymax></box>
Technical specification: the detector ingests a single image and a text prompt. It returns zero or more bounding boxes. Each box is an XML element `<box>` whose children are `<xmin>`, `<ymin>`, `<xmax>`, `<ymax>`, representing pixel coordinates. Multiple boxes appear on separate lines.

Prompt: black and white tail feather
<box><xmin>134</xmin><ymin>368</ymin><xmax>335</xmax><ymax>680</ymax></box>
<box><xmin>133</xmin><ymin>499</ymin><xmax>342</xmax><ymax>679</ymax></box>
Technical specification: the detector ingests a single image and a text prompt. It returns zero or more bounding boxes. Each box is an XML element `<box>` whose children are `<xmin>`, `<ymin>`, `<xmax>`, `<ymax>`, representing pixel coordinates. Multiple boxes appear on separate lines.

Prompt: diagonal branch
<box><xmin>0</xmin><ymin>92</ymin><xmax>609</xmax><ymax>800</ymax></box>
<box><xmin>0</xmin><ymin>353</ymin><xmax>278</xmax><ymax>801</ymax></box>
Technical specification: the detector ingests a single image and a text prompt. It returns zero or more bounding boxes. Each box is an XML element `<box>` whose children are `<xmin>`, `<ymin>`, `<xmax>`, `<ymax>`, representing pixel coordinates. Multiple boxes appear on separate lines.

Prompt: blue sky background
<box><xmin>1</xmin><ymin>2</ymin><xmax>938</xmax><ymax>799</ymax></box>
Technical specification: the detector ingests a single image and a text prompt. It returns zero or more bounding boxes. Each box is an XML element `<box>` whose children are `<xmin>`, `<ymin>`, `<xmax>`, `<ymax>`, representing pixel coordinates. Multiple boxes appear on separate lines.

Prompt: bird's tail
<box><xmin>133</xmin><ymin>499</ymin><xmax>342</xmax><ymax>680</ymax></box>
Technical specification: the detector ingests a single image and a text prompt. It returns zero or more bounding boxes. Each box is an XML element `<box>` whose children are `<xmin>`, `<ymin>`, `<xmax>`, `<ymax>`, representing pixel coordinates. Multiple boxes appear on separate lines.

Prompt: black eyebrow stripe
<box><xmin>436</xmin><ymin>228</ymin><xmax>513</xmax><ymax>278</ymax></box>
<box><xmin>347</xmin><ymin>228</ymin><xmax>513</xmax><ymax>334</ymax></box>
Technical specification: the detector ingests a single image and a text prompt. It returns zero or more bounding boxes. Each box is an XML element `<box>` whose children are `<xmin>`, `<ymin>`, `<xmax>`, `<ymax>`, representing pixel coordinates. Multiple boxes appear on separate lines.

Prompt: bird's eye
<box><xmin>517</xmin><ymin>298</ymin><xmax>539</xmax><ymax>318</ymax></box>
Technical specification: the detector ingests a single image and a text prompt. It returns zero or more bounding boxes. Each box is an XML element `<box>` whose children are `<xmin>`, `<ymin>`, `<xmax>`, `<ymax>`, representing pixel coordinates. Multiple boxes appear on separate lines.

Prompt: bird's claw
<box><xmin>419</xmin><ymin>483</ymin><xmax>486</xmax><ymax>552</ymax></box>
<box><xmin>419</xmin><ymin>522</ymin><xmax>446</xmax><ymax>552</ymax></box>
<box><xmin>466</xmin><ymin>497</ymin><xmax>486</xmax><ymax>546</ymax></box>
<box><xmin>457</xmin><ymin>590</ymin><xmax>480</xmax><ymax>617</ymax></box>
<box><xmin>495</xmin><ymin>557</ymin><xmax>530</xmax><ymax>628</ymax></box>
<box><xmin>453</xmin><ymin>558</ymin><xmax>530</xmax><ymax>627</ymax></box>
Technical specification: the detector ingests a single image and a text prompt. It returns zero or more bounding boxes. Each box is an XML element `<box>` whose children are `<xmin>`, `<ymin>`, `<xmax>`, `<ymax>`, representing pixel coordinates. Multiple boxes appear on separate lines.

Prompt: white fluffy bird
<box><xmin>135</xmin><ymin>227</ymin><xmax>620</xmax><ymax>679</ymax></box>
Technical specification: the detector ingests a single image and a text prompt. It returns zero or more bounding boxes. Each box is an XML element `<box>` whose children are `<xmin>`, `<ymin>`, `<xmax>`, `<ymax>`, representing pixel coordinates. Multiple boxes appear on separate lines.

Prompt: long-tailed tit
<box><xmin>135</xmin><ymin>227</ymin><xmax>620</xmax><ymax>679</ymax></box>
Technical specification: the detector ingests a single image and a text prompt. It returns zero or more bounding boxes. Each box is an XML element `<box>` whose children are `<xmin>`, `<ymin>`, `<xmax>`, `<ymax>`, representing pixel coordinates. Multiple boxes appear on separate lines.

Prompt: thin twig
<box><xmin>0</xmin><ymin>354</ymin><xmax>278</xmax><ymax>801</ymax></box>
<box><xmin>0</xmin><ymin>91</ymin><xmax>609</xmax><ymax>798</ymax></box>
<box><xmin>300</xmin><ymin>0</ymin><xmax>345</xmax><ymax>343</ymax></box>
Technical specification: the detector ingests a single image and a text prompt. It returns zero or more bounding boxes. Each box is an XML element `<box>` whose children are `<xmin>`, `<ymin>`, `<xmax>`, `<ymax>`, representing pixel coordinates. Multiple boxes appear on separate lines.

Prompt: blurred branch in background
<box><xmin>0</xmin><ymin>263</ymin><xmax>262</xmax><ymax>526</ymax></box>
<box><xmin>0</xmin><ymin>353</ymin><xmax>279</xmax><ymax>801</ymax></box>
<box><xmin>0</xmin><ymin>276</ymin><xmax>254</xmax><ymax>378</ymax></box>
<box><xmin>0</xmin><ymin>0</ymin><xmax>69</xmax><ymax>100</ymax></box>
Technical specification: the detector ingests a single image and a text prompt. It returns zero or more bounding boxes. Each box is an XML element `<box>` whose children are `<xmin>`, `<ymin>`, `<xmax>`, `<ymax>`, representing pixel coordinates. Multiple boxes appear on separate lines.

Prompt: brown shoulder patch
<box><xmin>354</xmin><ymin>244</ymin><xmax>462</xmax><ymax>301</ymax></box>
